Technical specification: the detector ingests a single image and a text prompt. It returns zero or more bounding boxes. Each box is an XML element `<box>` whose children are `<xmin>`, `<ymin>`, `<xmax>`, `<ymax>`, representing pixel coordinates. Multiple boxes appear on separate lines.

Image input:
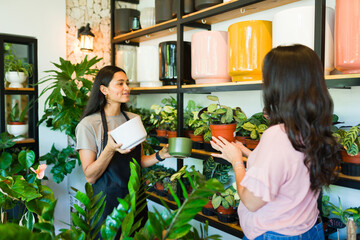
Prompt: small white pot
<box><xmin>5</xmin><ymin>71</ymin><xmax>27</xmax><ymax>88</ymax></box>
<box><xmin>7</xmin><ymin>123</ymin><xmax>28</xmax><ymax>140</ymax></box>
<box><xmin>137</xmin><ymin>46</ymin><xmax>162</xmax><ymax>86</ymax></box>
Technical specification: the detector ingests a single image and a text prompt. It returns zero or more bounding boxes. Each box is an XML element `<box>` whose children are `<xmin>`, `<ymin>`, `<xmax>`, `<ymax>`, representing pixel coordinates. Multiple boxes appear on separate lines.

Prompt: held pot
<box><xmin>168</xmin><ymin>137</ymin><xmax>193</xmax><ymax>158</ymax></box>
<box><xmin>273</xmin><ymin>6</ymin><xmax>335</xmax><ymax>75</ymax></box>
<box><xmin>114</xmin><ymin>8</ymin><xmax>140</xmax><ymax>35</ymax></box>
<box><xmin>335</xmin><ymin>0</ymin><xmax>360</xmax><ymax>74</ymax></box>
<box><xmin>191</xmin><ymin>31</ymin><xmax>231</xmax><ymax>84</ymax></box>
<box><xmin>209</xmin><ymin>123</ymin><xmax>237</xmax><ymax>143</ymax></box>
<box><xmin>228</xmin><ymin>20</ymin><xmax>272</xmax><ymax>82</ymax></box>
<box><xmin>159</xmin><ymin>41</ymin><xmax>194</xmax><ymax>85</ymax></box>
<box><xmin>195</xmin><ymin>0</ymin><xmax>222</xmax><ymax>11</ymax></box>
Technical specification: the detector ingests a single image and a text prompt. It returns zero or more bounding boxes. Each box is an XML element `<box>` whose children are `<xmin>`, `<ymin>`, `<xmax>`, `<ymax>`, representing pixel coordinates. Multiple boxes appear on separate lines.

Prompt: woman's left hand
<box><xmin>159</xmin><ymin>144</ymin><xmax>172</xmax><ymax>159</ymax></box>
<box><xmin>210</xmin><ymin>136</ymin><xmax>243</xmax><ymax>165</ymax></box>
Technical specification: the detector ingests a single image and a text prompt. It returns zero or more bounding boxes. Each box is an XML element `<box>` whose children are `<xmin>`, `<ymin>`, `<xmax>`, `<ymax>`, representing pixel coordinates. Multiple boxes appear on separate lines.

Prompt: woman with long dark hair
<box><xmin>76</xmin><ymin>66</ymin><xmax>172</xmax><ymax>237</ymax></box>
<box><xmin>211</xmin><ymin>45</ymin><xmax>341</xmax><ymax>240</ymax></box>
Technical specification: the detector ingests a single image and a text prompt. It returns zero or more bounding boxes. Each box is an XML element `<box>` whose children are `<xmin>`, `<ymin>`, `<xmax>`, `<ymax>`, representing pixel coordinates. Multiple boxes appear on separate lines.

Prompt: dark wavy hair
<box><xmin>81</xmin><ymin>65</ymin><xmax>127</xmax><ymax>119</ymax></box>
<box><xmin>262</xmin><ymin>44</ymin><xmax>341</xmax><ymax>192</ymax></box>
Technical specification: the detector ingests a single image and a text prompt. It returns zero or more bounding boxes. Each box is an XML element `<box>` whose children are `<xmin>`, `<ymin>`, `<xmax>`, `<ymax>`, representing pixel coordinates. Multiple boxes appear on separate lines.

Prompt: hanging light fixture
<box><xmin>78</xmin><ymin>23</ymin><xmax>95</xmax><ymax>52</ymax></box>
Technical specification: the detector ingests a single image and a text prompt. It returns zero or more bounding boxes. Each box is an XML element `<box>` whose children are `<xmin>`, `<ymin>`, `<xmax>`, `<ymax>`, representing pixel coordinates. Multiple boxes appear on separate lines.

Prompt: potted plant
<box><xmin>160</xmin><ymin>96</ymin><xmax>177</xmax><ymax>138</ymax></box>
<box><xmin>199</xmin><ymin>95</ymin><xmax>246</xmax><ymax>143</ymax></box>
<box><xmin>184</xmin><ymin>100</ymin><xmax>203</xmax><ymax>137</ymax></box>
<box><xmin>242</xmin><ymin>112</ymin><xmax>269</xmax><ymax>149</ymax></box>
<box><xmin>211</xmin><ymin>186</ymin><xmax>239</xmax><ymax>223</ymax></box>
<box><xmin>4</xmin><ymin>43</ymin><xmax>33</xmax><ymax>88</ymax></box>
<box><xmin>333</xmin><ymin>125</ymin><xmax>360</xmax><ymax>176</ymax></box>
<box><xmin>7</xmin><ymin>99</ymin><xmax>33</xmax><ymax>140</ymax></box>
<box><xmin>150</xmin><ymin>104</ymin><xmax>167</xmax><ymax>137</ymax></box>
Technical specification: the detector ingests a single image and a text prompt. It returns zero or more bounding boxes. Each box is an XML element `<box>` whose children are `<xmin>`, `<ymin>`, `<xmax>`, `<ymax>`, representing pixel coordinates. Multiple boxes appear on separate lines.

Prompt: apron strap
<box><xmin>100</xmin><ymin>109</ymin><xmax>129</xmax><ymax>150</ymax></box>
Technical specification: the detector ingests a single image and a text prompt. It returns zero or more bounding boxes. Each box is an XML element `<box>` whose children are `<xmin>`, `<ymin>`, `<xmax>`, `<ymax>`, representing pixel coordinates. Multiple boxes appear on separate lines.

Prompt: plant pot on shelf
<box><xmin>168</xmin><ymin>137</ymin><xmax>192</xmax><ymax>158</ymax></box>
<box><xmin>167</xmin><ymin>130</ymin><xmax>177</xmax><ymax>138</ymax></box>
<box><xmin>5</xmin><ymin>71</ymin><xmax>27</xmax><ymax>88</ymax></box>
<box><xmin>235</xmin><ymin>135</ymin><xmax>246</xmax><ymax>144</ymax></box>
<box><xmin>156</xmin><ymin>129</ymin><xmax>167</xmax><ymax>137</ymax></box>
<box><xmin>7</xmin><ymin>122</ymin><xmax>28</xmax><ymax>140</ymax></box>
<box><xmin>202</xmin><ymin>199</ymin><xmax>217</xmax><ymax>216</ymax></box>
<box><xmin>341</xmin><ymin>150</ymin><xmax>360</xmax><ymax>164</ymax></box>
<box><xmin>216</xmin><ymin>206</ymin><xmax>238</xmax><ymax>223</ymax></box>
<box><xmin>195</xmin><ymin>0</ymin><xmax>222</xmax><ymax>11</ymax></box>
<box><xmin>155</xmin><ymin>0</ymin><xmax>175</xmax><ymax>24</ymax></box>
<box><xmin>114</xmin><ymin>8</ymin><xmax>140</xmax><ymax>35</ymax></box>
<box><xmin>184</xmin><ymin>130</ymin><xmax>193</xmax><ymax>138</ymax></box>
<box><xmin>245</xmin><ymin>138</ymin><xmax>259</xmax><ymax>149</ymax></box>
<box><xmin>154</xmin><ymin>182</ymin><xmax>167</xmax><ymax>196</ymax></box>
<box><xmin>209</xmin><ymin>123</ymin><xmax>237</xmax><ymax>142</ymax></box>
<box><xmin>189</xmin><ymin>133</ymin><xmax>204</xmax><ymax>149</ymax></box>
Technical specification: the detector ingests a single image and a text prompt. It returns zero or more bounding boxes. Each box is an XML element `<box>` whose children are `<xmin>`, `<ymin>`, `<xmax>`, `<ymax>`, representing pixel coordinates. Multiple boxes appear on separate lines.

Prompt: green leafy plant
<box><xmin>241</xmin><ymin>112</ymin><xmax>269</xmax><ymax>140</ymax></box>
<box><xmin>37</xmin><ymin>56</ymin><xmax>102</xmax><ymax>140</ymax></box>
<box><xmin>184</xmin><ymin>100</ymin><xmax>203</xmax><ymax>131</ymax></box>
<box><xmin>203</xmin><ymin>157</ymin><xmax>231</xmax><ymax>184</ymax></box>
<box><xmin>58</xmin><ymin>183</ymin><xmax>106</xmax><ymax>239</ymax></box>
<box><xmin>39</xmin><ymin>144</ymin><xmax>80</xmax><ymax>184</ymax></box>
<box><xmin>211</xmin><ymin>187</ymin><xmax>237</xmax><ymax>210</ymax></box>
<box><xmin>324</xmin><ymin>196</ymin><xmax>360</xmax><ymax>226</ymax></box>
<box><xmin>150</xmin><ymin>97</ymin><xmax>178</xmax><ymax>131</ymax></box>
<box><xmin>4</xmin><ymin>43</ymin><xmax>33</xmax><ymax>77</ymax></box>
<box><xmin>8</xmin><ymin>99</ymin><xmax>34</xmax><ymax>123</ymax></box>
<box><xmin>333</xmin><ymin>125</ymin><xmax>360</xmax><ymax>156</ymax></box>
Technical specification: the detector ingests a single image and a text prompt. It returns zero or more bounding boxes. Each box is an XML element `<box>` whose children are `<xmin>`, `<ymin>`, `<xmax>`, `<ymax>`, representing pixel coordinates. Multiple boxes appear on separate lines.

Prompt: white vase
<box><xmin>115</xmin><ymin>45</ymin><xmax>138</xmax><ymax>87</ymax></box>
<box><xmin>5</xmin><ymin>71</ymin><xmax>27</xmax><ymax>88</ymax></box>
<box><xmin>137</xmin><ymin>46</ymin><xmax>162</xmax><ymax>87</ymax></box>
<box><xmin>7</xmin><ymin>123</ymin><xmax>28</xmax><ymax>140</ymax></box>
<box><xmin>272</xmin><ymin>6</ymin><xmax>335</xmax><ymax>75</ymax></box>
<box><xmin>140</xmin><ymin>7</ymin><xmax>156</xmax><ymax>29</ymax></box>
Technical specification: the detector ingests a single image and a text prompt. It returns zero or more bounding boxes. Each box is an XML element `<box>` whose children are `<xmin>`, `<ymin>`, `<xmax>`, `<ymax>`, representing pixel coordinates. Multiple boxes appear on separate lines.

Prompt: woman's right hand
<box><xmin>106</xmin><ymin>133</ymin><xmax>132</xmax><ymax>154</ymax></box>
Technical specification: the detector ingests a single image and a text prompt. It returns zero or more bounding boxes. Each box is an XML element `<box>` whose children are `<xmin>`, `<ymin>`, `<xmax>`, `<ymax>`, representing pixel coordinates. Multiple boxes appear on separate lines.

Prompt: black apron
<box><xmin>93</xmin><ymin>110</ymin><xmax>148</xmax><ymax>238</ymax></box>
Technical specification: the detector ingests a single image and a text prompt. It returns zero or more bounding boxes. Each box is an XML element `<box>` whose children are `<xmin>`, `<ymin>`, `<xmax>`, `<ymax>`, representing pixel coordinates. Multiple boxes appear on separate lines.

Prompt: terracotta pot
<box><xmin>209</xmin><ymin>123</ymin><xmax>237</xmax><ymax>142</ymax></box>
<box><xmin>245</xmin><ymin>138</ymin><xmax>259</xmax><ymax>149</ymax></box>
<box><xmin>155</xmin><ymin>182</ymin><xmax>164</xmax><ymax>191</ymax></box>
<box><xmin>189</xmin><ymin>133</ymin><xmax>204</xmax><ymax>142</ymax></box>
<box><xmin>167</xmin><ymin>130</ymin><xmax>177</xmax><ymax>138</ymax></box>
<box><xmin>235</xmin><ymin>136</ymin><xmax>246</xmax><ymax>144</ymax></box>
<box><xmin>217</xmin><ymin>205</ymin><xmax>236</xmax><ymax>215</ymax></box>
<box><xmin>156</xmin><ymin>129</ymin><xmax>167</xmax><ymax>137</ymax></box>
<box><xmin>203</xmin><ymin>200</ymin><xmax>213</xmax><ymax>209</ymax></box>
<box><xmin>228</xmin><ymin>20</ymin><xmax>272</xmax><ymax>81</ymax></box>
<box><xmin>335</xmin><ymin>0</ymin><xmax>360</xmax><ymax>74</ymax></box>
<box><xmin>191</xmin><ymin>31</ymin><xmax>231</xmax><ymax>84</ymax></box>
<box><xmin>341</xmin><ymin>150</ymin><xmax>360</xmax><ymax>164</ymax></box>
<box><xmin>184</xmin><ymin>130</ymin><xmax>194</xmax><ymax>138</ymax></box>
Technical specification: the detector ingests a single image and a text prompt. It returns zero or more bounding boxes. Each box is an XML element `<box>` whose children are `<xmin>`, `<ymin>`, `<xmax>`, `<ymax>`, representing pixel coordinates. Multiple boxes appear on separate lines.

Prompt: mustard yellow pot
<box><xmin>228</xmin><ymin>20</ymin><xmax>272</xmax><ymax>82</ymax></box>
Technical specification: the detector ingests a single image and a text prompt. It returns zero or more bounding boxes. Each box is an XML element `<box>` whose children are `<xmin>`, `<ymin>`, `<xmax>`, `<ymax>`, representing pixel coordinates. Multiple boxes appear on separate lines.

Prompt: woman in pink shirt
<box><xmin>211</xmin><ymin>44</ymin><xmax>341</xmax><ymax>240</ymax></box>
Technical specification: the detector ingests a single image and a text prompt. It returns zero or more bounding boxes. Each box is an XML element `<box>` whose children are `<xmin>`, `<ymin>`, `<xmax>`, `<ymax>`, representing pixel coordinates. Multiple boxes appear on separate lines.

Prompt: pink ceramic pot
<box><xmin>191</xmin><ymin>31</ymin><xmax>231</xmax><ymax>84</ymax></box>
<box><xmin>335</xmin><ymin>0</ymin><xmax>360</xmax><ymax>74</ymax></box>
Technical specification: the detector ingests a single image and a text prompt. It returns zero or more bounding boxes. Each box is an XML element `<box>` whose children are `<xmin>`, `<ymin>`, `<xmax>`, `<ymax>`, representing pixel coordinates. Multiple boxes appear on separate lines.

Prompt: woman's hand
<box><xmin>159</xmin><ymin>144</ymin><xmax>172</xmax><ymax>159</ymax></box>
<box><xmin>106</xmin><ymin>133</ymin><xmax>132</xmax><ymax>154</ymax></box>
<box><xmin>210</xmin><ymin>136</ymin><xmax>244</xmax><ymax>165</ymax></box>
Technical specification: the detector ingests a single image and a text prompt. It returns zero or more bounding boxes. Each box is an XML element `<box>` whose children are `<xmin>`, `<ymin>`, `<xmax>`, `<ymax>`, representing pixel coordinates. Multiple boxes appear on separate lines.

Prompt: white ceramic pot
<box><xmin>7</xmin><ymin>123</ymin><xmax>28</xmax><ymax>140</ymax></box>
<box><xmin>272</xmin><ymin>6</ymin><xmax>335</xmax><ymax>75</ymax></box>
<box><xmin>115</xmin><ymin>45</ymin><xmax>138</xmax><ymax>87</ymax></box>
<box><xmin>5</xmin><ymin>71</ymin><xmax>27</xmax><ymax>88</ymax></box>
<box><xmin>191</xmin><ymin>31</ymin><xmax>231</xmax><ymax>84</ymax></box>
<box><xmin>110</xmin><ymin>116</ymin><xmax>147</xmax><ymax>150</ymax></box>
<box><xmin>140</xmin><ymin>7</ymin><xmax>156</xmax><ymax>29</ymax></box>
<box><xmin>137</xmin><ymin>45</ymin><xmax>162</xmax><ymax>87</ymax></box>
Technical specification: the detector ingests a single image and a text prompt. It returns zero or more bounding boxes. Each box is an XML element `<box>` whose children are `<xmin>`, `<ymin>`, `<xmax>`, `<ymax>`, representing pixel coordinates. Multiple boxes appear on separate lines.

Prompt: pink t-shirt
<box><xmin>238</xmin><ymin>124</ymin><xmax>319</xmax><ymax>239</ymax></box>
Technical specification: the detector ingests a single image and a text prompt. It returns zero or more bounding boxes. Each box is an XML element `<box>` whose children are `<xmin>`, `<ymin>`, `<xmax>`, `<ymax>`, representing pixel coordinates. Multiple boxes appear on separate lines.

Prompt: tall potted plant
<box><xmin>7</xmin><ymin>100</ymin><xmax>33</xmax><ymax>140</ymax></box>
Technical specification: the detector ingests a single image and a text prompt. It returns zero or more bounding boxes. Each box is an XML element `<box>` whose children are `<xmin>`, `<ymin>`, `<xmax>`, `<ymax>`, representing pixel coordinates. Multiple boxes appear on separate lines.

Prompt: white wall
<box><xmin>0</xmin><ymin>0</ymin><xmax>69</xmax><ymax>233</ymax></box>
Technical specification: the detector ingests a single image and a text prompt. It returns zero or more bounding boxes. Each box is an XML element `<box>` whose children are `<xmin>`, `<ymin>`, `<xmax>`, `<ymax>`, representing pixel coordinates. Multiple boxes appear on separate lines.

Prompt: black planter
<box><xmin>159</xmin><ymin>41</ymin><xmax>194</xmax><ymax>85</ymax></box>
<box><xmin>341</xmin><ymin>162</ymin><xmax>360</xmax><ymax>176</ymax></box>
<box><xmin>195</xmin><ymin>0</ymin><xmax>222</xmax><ymax>11</ymax></box>
<box><xmin>114</xmin><ymin>8</ymin><xmax>140</xmax><ymax>35</ymax></box>
<box><xmin>155</xmin><ymin>0</ymin><xmax>175</xmax><ymax>24</ymax></box>
<box><xmin>173</xmin><ymin>0</ymin><xmax>195</xmax><ymax>16</ymax></box>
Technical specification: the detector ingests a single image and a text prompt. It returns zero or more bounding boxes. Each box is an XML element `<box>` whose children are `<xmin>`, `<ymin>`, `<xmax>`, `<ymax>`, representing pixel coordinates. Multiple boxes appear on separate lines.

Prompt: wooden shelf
<box><xmin>146</xmin><ymin>191</ymin><xmax>244</xmax><ymax>238</ymax></box>
<box><xmin>130</xmin><ymin>85</ymin><xmax>177</xmax><ymax>94</ymax></box>
<box><xmin>182</xmin><ymin>0</ymin><xmax>299</xmax><ymax>25</ymax></box>
<box><xmin>4</xmin><ymin>87</ymin><xmax>35</xmax><ymax>94</ymax></box>
<box><xmin>15</xmin><ymin>138</ymin><xmax>36</xmax><ymax>144</ymax></box>
<box><xmin>335</xmin><ymin>173</ymin><xmax>360</xmax><ymax>190</ymax></box>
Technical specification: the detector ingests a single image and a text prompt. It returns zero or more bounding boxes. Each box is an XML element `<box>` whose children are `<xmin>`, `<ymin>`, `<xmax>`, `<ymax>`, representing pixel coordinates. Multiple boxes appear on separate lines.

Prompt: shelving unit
<box><xmin>0</xmin><ymin>34</ymin><xmax>39</xmax><ymax>158</ymax></box>
<box><xmin>111</xmin><ymin>0</ymin><xmax>360</xmax><ymax>237</ymax></box>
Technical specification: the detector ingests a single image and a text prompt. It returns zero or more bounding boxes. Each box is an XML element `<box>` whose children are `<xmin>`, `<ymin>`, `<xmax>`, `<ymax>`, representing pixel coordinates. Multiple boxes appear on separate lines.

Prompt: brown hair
<box><xmin>262</xmin><ymin>44</ymin><xmax>341</xmax><ymax>191</ymax></box>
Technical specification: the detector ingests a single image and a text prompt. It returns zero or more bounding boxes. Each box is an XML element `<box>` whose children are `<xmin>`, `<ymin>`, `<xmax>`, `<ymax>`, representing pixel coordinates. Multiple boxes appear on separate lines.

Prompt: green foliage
<box><xmin>184</xmin><ymin>100</ymin><xmax>203</xmax><ymax>131</ymax></box>
<box><xmin>39</xmin><ymin>144</ymin><xmax>80</xmax><ymax>184</ymax></box>
<box><xmin>203</xmin><ymin>157</ymin><xmax>231</xmax><ymax>184</ymax></box>
<box><xmin>211</xmin><ymin>187</ymin><xmax>237</xmax><ymax>210</ymax></box>
<box><xmin>240</xmin><ymin>112</ymin><xmax>269</xmax><ymax>139</ymax></box>
<box><xmin>333</xmin><ymin>125</ymin><xmax>360</xmax><ymax>156</ymax></box>
<box><xmin>37</xmin><ymin>56</ymin><xmax>102</xmax><ymax>140</ymax></box>
<box><xmin>8</xmin><ymin>99</ymin><xmax>34</xmax><ymax>123</ymax></box>
<box><xmin>150</xmin><ymin>97</ymin><xmax>177</xmax><ymax>131</ymax></box>
<box><xmin>323</xmin><ymin>196</ymin><xmax>360</xmax><ymax>226</ymax></box>
<box><xmin>58</xmin><ymin>183</ymin><xmax>106</xmax><ymax>240</ymax></box>
<box><xmin>4</xmin><ymin>43</ymin><xmax>33</xmax><ymax>77</ymax></box>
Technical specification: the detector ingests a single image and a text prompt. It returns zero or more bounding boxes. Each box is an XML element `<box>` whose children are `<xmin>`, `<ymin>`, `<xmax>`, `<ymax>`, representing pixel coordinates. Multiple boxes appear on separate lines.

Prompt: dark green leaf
<box><xmin>18</xmin><ymin>150</ymin><xmax>35</xmax><ymax>168</ymax></box>
<box><xmin>0</xmin><ymin>152</ymin><xmax>12</xmax><ymax>170</ymax></box>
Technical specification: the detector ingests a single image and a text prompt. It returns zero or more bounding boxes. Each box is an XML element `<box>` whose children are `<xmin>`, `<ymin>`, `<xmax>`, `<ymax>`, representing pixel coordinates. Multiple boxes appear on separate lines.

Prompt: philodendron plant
<box><xmin>241</xmin><ymin>112</ymin><xmax>269</xmax><ymax>140</ymax></box>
